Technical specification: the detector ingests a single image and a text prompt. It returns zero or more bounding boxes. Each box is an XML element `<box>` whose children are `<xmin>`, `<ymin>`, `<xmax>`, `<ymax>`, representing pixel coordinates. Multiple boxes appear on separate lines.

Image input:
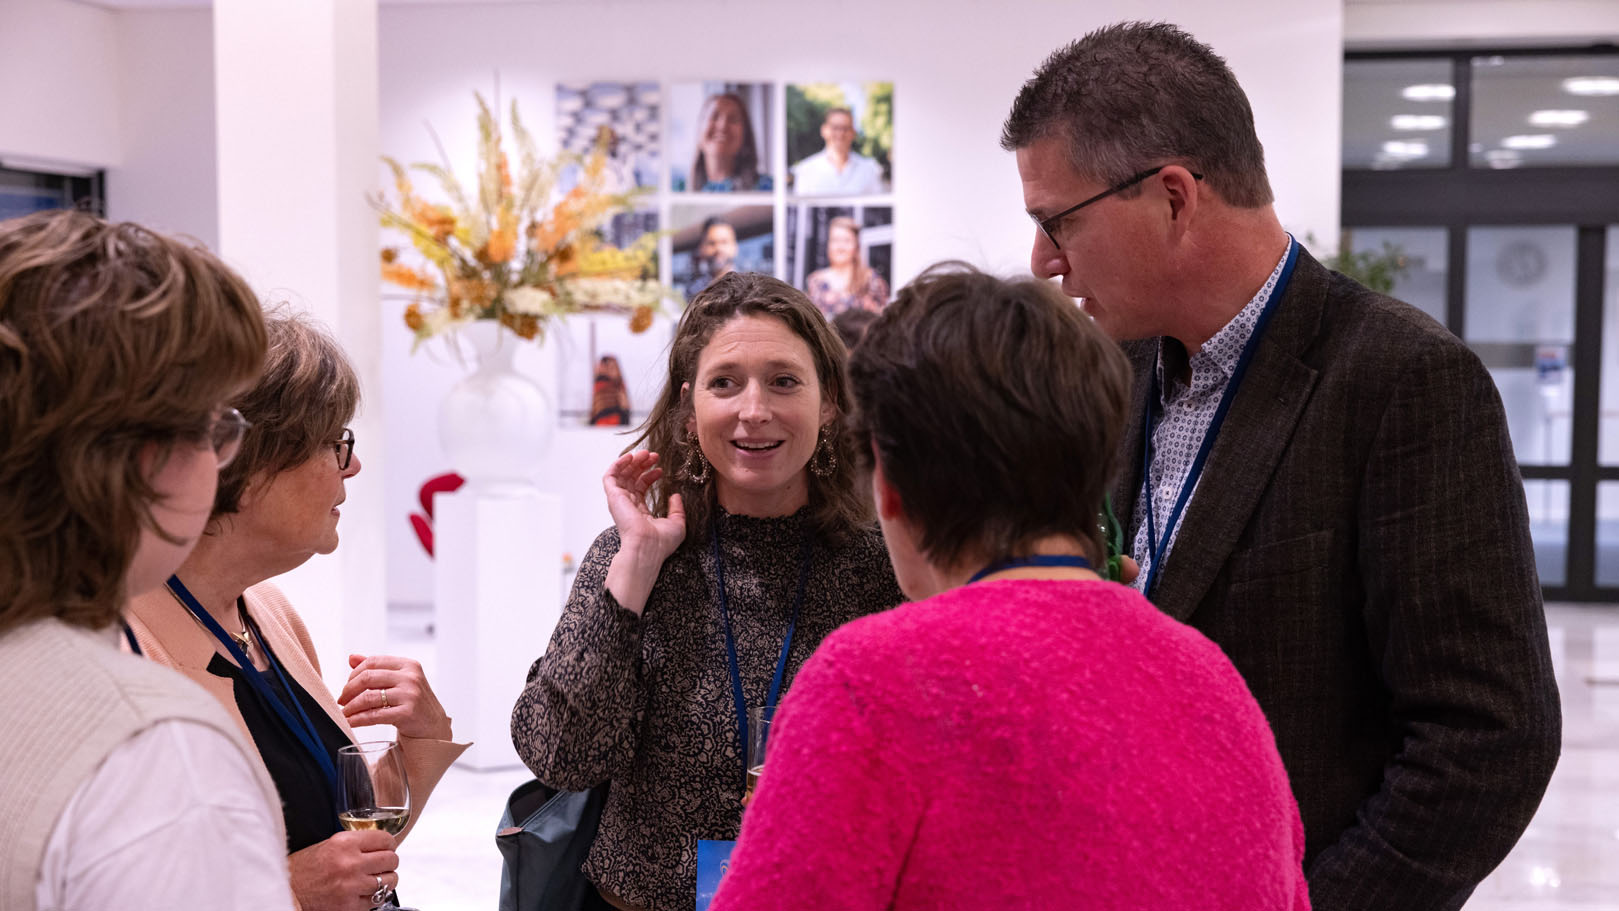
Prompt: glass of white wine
<box><xmin>338</xmin><ymin>741</ymin><xmax>412</xmax><ymax>909</ymax></box>
<box><xmin>743</xmin><ymin>705</ymin><xmax>774</xmax><ymax>807</ymax></box>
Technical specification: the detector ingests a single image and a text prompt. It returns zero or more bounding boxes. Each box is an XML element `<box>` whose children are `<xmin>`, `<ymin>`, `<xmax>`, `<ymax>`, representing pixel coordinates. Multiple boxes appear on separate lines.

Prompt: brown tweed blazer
<box><xmin>1110</xmin><ymin>247</ymin><xmax>1561</xmax><ymax>911</ymax></box>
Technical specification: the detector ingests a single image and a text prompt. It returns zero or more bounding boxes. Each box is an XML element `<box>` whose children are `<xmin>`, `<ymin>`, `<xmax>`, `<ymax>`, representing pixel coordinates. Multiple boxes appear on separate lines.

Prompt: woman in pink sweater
<box><xmin>712</xmin><ymin>265</ymin><xmax>1310</xmax><ymax>910</ymax></box>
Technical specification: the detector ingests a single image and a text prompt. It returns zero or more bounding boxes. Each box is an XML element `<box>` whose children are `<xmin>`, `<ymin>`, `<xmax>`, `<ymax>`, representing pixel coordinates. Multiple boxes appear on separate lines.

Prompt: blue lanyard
<box><xmin>968</xmin><ymin>554</ymin><xmax>1091</xmax><ymax>584</ymax></box>
<box><xmin>165</xmin><ymin>575</ymin><xmax>341</xmax><ymax>804</ymax></box>
<box><xmin>1141</xmin><ymin>238</ymin><xmax>1299</xmax><ymax>598</ymax></box>
<box><xmin>121</xmin><ymin>621</ymin><xmax>143</xmax><ymax>656</ymax></box>
<box><xmin>711</xmin><ymin>522</ymin><xmax>811</xmax><ymax>786</ymax></box>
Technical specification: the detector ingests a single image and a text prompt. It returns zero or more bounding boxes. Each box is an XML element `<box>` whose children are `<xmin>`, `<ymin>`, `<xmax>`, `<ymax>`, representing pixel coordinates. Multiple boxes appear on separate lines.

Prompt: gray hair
<box><xmin>1001</xmin><ymin>21</ymin><xmax>1274</xmax><ymax>208</ymax></box>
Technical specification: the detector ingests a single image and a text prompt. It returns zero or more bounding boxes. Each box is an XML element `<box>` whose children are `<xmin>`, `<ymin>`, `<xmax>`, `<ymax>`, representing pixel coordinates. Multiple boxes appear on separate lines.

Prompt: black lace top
<box><xmin>511</xmin><ymin>509</ymin><xmax>904</xmax><ymax>910</ymax></box>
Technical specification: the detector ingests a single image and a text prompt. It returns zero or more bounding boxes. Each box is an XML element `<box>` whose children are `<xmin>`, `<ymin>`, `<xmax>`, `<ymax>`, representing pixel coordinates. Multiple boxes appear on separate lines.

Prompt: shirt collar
<box><xmin>1156</xmin><ymin>236</ymin><xmax>1293</xmax><ymax>395</ymax></box>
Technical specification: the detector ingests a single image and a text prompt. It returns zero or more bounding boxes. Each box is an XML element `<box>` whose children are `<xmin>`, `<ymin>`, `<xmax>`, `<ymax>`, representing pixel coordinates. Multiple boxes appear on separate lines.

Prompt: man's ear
<box><xmin>1160</xmin><ymin>164</ymin><xmax>1201</xmax><ymax>226</ymax></box>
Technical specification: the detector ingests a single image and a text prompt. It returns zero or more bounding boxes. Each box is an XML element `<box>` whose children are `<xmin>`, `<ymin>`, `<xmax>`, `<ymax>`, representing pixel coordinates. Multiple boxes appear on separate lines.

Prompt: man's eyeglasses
<box><xmin>1030</xmin><ymin>165</ymin><xmax>1204</xmax><ymax>249</ymax></box>
<box><xmin>209</xmin><ymin>408</ymin><xmax>251</xmax><ymax>469</ymax></box>
<box><xmin>332</xmin><ymin>428</ymin><xmax>356</xmax><ymax>471</ymax></box>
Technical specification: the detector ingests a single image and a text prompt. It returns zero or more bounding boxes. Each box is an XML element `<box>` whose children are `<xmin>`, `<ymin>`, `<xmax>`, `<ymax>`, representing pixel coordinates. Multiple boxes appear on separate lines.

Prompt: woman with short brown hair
<box><xmin>0</xmin><ymin>209</ymin><xmax>294</xmax><ymax>909</ymax></box>
<box><xmin>715</xmin><ymin>264</ymin><xmax>1310</xmax><ymax>909</ymax></box>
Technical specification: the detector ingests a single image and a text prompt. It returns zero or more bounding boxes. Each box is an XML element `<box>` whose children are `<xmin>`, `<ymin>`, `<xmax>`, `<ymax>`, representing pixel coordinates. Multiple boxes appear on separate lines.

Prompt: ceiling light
<box><xmin>1391</xmin><ymin>114</ymin><xmax>1447</xmax><ymax>131</ymax></box>
<box><xmin>1382</xmin><ymin>140</ymin><xmax>1430</xmax><ymax>158</ymax></box>
<box><xmin>1484</xmin><ymin>149</ymin><xmax>1523</xmax><ymax>169</ymax></box>
<box><xmin>1563</xmin><ymin>76</ymin><xmax>1619</xmax><ymax>96</ymax></box>
<box><xmin>1402</xmin><ymin>83</ymin><xmax>1455</xmax><ymax>102</ymax></box>
<box><xmin>1502</xmin><ymin>134</ymin><xmax>1558</xmax><ymax>150</ymax></box>
<box><xmin>1529</xmin><ymin>109</ymin><xmax>1591</xmax><ymax>127</ymax></box>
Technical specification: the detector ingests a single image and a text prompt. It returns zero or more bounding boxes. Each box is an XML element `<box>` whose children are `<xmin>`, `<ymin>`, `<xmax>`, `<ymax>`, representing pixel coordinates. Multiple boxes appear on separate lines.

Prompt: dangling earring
<box><xmin>685</xmin><ymin>432</ymin><xmax>711</xmax><ymax>485</ymax></box>
<box><xmin>809</xmin><ymin>426</ymin><xmax>837</xmax><ymax>478</ymax></box>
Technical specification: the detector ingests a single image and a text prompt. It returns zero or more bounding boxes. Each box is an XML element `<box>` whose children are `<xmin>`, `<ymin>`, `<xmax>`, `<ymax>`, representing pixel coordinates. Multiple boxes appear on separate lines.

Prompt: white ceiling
<box><xmin>71</xmin><ymin>0</ymin><xmax>570</xmax><ymax>8</ymax></box>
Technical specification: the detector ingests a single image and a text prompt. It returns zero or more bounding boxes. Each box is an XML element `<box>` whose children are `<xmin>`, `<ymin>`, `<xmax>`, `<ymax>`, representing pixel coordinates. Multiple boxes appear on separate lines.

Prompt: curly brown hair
<box><xmin>627</xmin><ymin>271</ymin><xmax>870</xmax><ymax>547</ymax></box>
<box><xmin>0</xmin><ymin>211</ymin><xmax>267</xmax><ymax>633</ymax></box>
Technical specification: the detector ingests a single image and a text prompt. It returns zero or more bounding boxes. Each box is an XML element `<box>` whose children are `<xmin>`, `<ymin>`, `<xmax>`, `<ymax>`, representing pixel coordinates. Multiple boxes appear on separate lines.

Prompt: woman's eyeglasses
<box><xmin>209</xmin><ymin>408</ymin><xmax>251</xmax><ymax>468</ymax></box>
<box><xmin>332</xmin><ymin>428</ymin><xmax>356</xmax><ymax>471</ymax></box>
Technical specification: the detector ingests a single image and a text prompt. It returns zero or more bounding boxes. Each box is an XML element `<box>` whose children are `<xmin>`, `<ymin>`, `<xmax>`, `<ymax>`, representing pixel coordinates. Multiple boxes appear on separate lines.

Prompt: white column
<box><xmin>213</xmin><ymin>0</ymin><xmax>384</xmax><ymax>694</ymax></box>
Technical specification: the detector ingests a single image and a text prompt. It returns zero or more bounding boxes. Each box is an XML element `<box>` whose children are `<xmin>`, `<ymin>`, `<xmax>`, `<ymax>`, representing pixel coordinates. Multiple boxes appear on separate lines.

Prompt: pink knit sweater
<box><xmin>711</xmin><ymin>579</ymin><xmax>1310</xmax><ymax>910</ymax></box>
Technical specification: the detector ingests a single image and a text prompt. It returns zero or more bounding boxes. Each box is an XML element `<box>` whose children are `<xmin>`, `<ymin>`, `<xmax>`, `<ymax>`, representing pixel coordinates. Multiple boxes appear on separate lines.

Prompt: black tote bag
<box><xmin>496</xmin><ymin>779</ymin><xmax>609</xmax><ymax>911</ymax></box>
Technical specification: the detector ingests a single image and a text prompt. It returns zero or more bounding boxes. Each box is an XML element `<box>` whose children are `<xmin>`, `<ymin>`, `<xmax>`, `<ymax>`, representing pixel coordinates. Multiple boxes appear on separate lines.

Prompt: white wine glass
<box><xmin>743</xmin><ymin>704</ymin><xmax>774</xmax><ymax>807</ymax></box>
<box><xmin>338</xmin><ymin>741</ymin><xmax>412</xmax><ymax>909</ymax></box>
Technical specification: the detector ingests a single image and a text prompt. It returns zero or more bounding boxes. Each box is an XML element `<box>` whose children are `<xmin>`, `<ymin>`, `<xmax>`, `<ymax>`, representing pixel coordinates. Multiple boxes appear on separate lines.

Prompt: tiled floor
<box><xmin>386</xmin><ymin>603</ymin><xmax>1619</xmax><ymax>910</ymax></box>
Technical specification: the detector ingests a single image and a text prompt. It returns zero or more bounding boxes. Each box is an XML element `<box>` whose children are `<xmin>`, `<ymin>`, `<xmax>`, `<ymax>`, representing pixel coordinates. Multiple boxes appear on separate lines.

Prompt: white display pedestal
<box><xmin>434</xmin><ymin>485</ymin><xmax>563</xmax><ymax>770</ymax></box>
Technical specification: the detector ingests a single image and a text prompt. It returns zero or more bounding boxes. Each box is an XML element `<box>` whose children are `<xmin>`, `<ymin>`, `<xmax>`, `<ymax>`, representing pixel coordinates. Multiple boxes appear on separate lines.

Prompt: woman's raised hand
<box><xmin>602</xmin><ymin>450</ymin><xmax>687</xmax><ymax>615</ymax></box>
<box><xmin>337</xmin><ymin>654</ymin><xmax>454</xmax><ymax>741</ymax></box>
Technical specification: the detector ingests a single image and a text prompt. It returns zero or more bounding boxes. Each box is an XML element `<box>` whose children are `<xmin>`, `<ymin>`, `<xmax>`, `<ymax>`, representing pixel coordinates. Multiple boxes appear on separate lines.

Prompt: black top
<box><xmin>207</xmin><ymin>646</ymin><xmax>353</xmax><ymax>853</ymax></box>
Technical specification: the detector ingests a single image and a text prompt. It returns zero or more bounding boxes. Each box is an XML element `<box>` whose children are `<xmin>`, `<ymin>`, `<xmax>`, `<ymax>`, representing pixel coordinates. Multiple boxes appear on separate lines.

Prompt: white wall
<box><xmin>0</xmin><ymin>0</ymin><xmax>121</xmax><ymax>169</ymax></box>
<box><xmin>106</xmin><ymin>9</ymin><xmax>218</xmax><ymax>249</ymax></box>
<box><xmin>1346</xmin><ymin>0</ymin><xmax>1619</xmax><ymax>47</ymax></box>
<box><xmin>375</xmin><ymin>0</ymin><xmax>1346</xmax><ymax>605</ymax></box>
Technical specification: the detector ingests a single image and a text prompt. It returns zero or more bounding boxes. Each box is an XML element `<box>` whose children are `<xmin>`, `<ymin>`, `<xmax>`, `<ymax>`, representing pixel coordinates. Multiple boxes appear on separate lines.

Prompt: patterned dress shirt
<box><xmin>1129</xmin><ymin>240</ymin><xmax>1293</xmax><ymax>592</ymax></box>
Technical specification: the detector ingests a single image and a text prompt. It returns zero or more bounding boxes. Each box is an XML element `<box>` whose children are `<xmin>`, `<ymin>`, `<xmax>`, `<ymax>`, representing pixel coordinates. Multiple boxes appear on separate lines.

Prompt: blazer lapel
<box><xmin>1147</xmin><ymin>252</ymin><xmax>1330</xmax><ymax>621</ymax></box>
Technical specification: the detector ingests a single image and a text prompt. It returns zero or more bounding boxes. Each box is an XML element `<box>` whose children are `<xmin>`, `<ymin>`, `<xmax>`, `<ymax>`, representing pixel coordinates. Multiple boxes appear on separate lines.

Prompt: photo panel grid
<box><xmin>556</xmin><ymin>81</ymin><xmax>661</xmax><ymax>191</ymax></box>
<box><xmin>553</xmin><ymin>207</ymin><xmax>671</xmax><ymax>426</ymax></box>
<box><xmin>668</xmin><ymin>82</ymin><xmax>777</xmax><ymax>194</ymax></box>
<box><xmin>786</xmin><ymin>81</ymin><xmax>894</xmax><ymax>196</ymax></box>
<box><xmin>546</xmin><ymin>76</ymin><xmax>892</xmax><ymax>425</ymax></box>
<box><xmin>787</xmin><ymin>204</ymin><xmax>894</xmax><ymax>319</ymax></box>
<box><xmin>671</xmin><ymin>203</ymin><xmax>775</xmax><ymax>303</ymax></box>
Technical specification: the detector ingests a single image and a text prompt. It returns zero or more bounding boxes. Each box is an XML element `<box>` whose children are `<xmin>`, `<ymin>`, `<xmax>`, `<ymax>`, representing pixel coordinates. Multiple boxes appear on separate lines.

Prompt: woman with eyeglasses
<box><xmin>1</xmin><ymin>210</ymin><xmax>295</xmax><ymax>909</ymax></box>
<box><xmin>127</xmin><ymin>311</ymin><xmax>469</xmax><ymax>911</ymax></box>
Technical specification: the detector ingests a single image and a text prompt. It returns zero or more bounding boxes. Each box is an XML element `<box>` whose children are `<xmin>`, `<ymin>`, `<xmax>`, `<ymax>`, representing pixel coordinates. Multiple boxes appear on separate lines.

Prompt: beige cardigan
<box><xmin>1</xmin><ymin>617</ymin><xmax>290</xmax><ymax>910</ymax></box>
<box><xmin>126</xmin><ymin>581</ymin><xmax>469</xmax><ymax>847</ymax></box>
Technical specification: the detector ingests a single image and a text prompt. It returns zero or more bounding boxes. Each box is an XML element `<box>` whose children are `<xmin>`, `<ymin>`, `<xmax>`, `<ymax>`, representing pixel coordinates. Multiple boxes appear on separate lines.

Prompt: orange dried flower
<box><xmin>382</xmin><ymin>262</ymin><xmax>439</xmax><ymax>292</ymax></box>
<box><xmin>551</xmin><ymin>243</ymin><xmax>579</xmax><ymax>278</ymax></box>
<box><xmin>629</xmin><ymin>305</ymin><xmax>654</xmax><ymax>334</ymax></box>
<box><xmin>404</xmin><ymin>303</ymin><xmax>425</xmax><ymax>331</ymax></box>
<box><xmin>408</xmin><ymin>200</ymin><xmax>457</xmax><ymax>242</ymax></box>
<box><xmin>500</xmin><ymin>311</ymin><xmax>540</xmax><ymax>339</ymax></box>
<box><xmin>482</xmin><ymin>204</ymin><xmax>518</xmax><ymax>264</ymax></box>
<box><xmin>381</xmin><ymin>247</ymin><xmax>399</xmax><ymax>263</ymax></box>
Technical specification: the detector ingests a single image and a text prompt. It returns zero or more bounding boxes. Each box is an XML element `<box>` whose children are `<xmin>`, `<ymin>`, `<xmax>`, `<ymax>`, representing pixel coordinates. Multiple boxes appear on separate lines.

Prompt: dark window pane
<box><xmin>1470</xmin><ymin>54</ymin><xmax>1619</xmax><ymax>168</ymax></box>
<box><xmin>1344</xmin><ymin>59</ymin><xmax>1454</xmax><ymax>170</ymax></box>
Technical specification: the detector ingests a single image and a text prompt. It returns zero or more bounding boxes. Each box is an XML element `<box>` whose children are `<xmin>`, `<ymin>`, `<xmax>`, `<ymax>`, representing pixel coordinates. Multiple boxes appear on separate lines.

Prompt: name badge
<box><xmin>695</xmin><ymin>839</ymin><xmax>737</xmax><ymax>910</ymax></box>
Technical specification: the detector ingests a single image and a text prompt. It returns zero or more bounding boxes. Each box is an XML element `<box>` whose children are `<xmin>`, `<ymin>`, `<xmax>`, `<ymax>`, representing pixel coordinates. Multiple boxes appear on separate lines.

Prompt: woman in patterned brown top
<box><xmin>511</xmin><ymin>272</ymin><xmax>904</xmax><ymax>911</ymax></box>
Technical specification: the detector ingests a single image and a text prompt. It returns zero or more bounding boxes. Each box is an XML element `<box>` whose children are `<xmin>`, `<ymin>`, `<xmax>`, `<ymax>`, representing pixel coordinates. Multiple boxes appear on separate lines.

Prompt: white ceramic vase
<box><xmin>438</xmin><ymin>320</ymin><xmax>554</xmax><ymax>491</ymax></box>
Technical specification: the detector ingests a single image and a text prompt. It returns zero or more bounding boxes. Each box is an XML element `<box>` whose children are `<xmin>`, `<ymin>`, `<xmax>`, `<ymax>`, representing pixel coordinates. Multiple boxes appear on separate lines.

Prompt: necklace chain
<box><xmin>167</xmin><ymin>584</ymin><xmax>253</xmax><ymax>655</ymax></box>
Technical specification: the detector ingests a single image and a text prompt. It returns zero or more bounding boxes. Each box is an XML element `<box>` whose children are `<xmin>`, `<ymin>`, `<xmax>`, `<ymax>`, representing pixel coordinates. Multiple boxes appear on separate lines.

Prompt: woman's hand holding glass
<box><xmin>287</xmin><ymin>828</ymin><xmax>399</xmax><ymax>911</ymax></box>
<box><xmin>337</xmin><ymin>741</ymin><xmax>412</xmax><ymax>909</ymax></box>
<box><xmin>336</xmin><ymin>654</ymin><xmax>452</xmax><ymax>740</ymax></box>
<box><xmin>603</xmin><ymin>450</ymin><xmax>688</xmax><ymax>615</ymax></box>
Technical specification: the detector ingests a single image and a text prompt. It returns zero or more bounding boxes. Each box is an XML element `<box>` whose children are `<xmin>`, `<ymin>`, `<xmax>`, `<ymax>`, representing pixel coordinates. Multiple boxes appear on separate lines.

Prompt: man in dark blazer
<box><xmin>1003</xmin><ymin>22</ymin><xmax>1561</xmax><ymax>911</ymax></box>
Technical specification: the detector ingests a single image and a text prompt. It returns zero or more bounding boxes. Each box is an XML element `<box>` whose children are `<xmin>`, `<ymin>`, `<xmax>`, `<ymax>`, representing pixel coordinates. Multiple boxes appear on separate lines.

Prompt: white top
<box><xmin>35</xmin><ymin>717</ymin><xmax>295</xmax><ymax>910</ymax></box>
<box><xmin>790</xmin><ymin>149</ymin><xmax>885</xmax><ymax>195</ymax></box>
